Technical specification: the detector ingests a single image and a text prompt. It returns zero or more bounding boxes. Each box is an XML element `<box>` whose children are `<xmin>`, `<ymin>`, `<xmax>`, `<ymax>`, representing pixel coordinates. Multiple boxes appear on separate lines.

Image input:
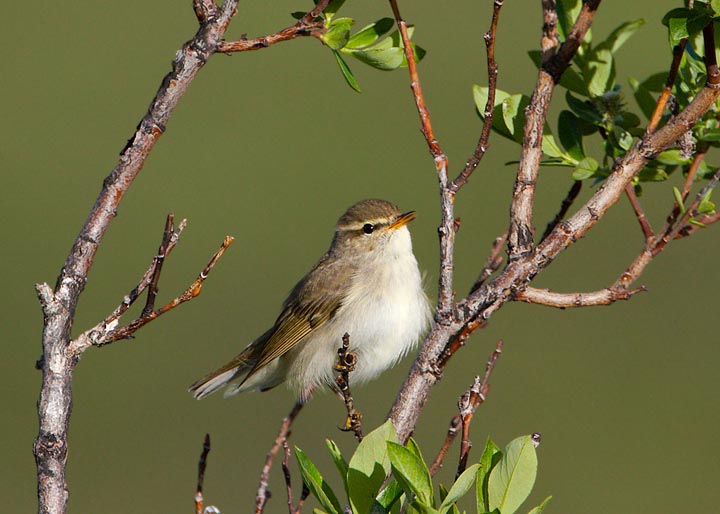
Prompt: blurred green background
<box><xmin>4</xmin><ymin>0</ymin><xmax>719</xmax><ymax>512</ymax></box>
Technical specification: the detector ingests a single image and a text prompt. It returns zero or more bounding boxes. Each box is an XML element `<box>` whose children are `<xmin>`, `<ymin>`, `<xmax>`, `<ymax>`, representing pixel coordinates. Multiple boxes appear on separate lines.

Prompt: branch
<box><xmin>388</xmin><ymin>0</ymin><xmax>455</xmax><ymax>317</ymax></box>
<box><xmin>335</xmin><ymin>333</ymin><xmax>364</xmax><ymax>442</ymax></box>
<box><xmin>469</xmin><ymin>233</ymin><xmax>507</xmax><ymax>294</ymax></box>
<box><xmin>541</xmin><ymin>181</ymin><xmax>583</xmax><ymax>242</ymax></box>
<box><xmin>507</xmin><ymin>0</ymin><xmax>600</xmax><ymax>262</ymax></box>
<box><xmin>515</xmin><ymin>285</ymin><xmax>646</xmax><ymax>308</ymax></box>
<box><xmin>217</xmin><ymin>5</ymin><xmax>328</xmax><ymax>53</ymax></box>
<box><xmin>256</xmin><ymin>401</ymin><xmax>304</xmax><ymax>514</ymax></box>
<box><xmin>195</xmin><ymin>434</ymin><xmax>212</xmax><ymax>514</ymax></box>
<box><xmin>624</xmin><ymin>184</ymin><xmax>655</xmax><ymax>240</ymax></box>
<box><xmin>34</xmin><ymin>4</ymin><xmax>244</xmax><ymax>511</ymax></box>
<box><xmin>450</xmin><ymin>0</ymin><xmax>505</xmax><ymax>191</ymax></box>
<box><xmin>390</xmin><ymin>25</ymin><xmax>720</xmax><ymax>443</ymax></box>
<box><xmin>71</xmin><ymin>234</ymin><xmax>233</xmax><ymax>353</ymax></box>
<box><xmin>429</xmin><ymin>341</ymin><xmax>502</xmax><ymax>477</ymax></box>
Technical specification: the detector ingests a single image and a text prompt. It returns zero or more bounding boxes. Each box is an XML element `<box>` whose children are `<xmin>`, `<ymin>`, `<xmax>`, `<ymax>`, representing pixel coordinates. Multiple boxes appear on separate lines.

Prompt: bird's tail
<box><xmin>189</xmin><ymin>358</ymin><xmax>252</xmax><ymax>399</ymax></box>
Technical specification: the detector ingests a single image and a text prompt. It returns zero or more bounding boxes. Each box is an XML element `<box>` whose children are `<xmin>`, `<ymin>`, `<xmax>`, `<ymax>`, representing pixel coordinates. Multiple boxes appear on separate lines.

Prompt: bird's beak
<box><xmin>389</xmin><ymin>211</ymin><xmax>416</xmax><ymax>230</ymax></box>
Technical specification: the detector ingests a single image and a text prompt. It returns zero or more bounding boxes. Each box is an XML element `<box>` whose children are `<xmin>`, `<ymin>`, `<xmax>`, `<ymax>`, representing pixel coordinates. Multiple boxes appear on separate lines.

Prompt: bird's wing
<box><xmin>240</xmin><ymin>254</ymin><xmax>351</xmax><ymax>384</ymax></box>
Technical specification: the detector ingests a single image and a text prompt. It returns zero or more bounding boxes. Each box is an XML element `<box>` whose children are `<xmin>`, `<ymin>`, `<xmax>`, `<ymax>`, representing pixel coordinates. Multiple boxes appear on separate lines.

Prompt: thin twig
<box><xmin>469</xmin><ymin>233</ymin><xmax>507</xmax><ymax>294</ymax></box>
<box><xmin>143</xmin><ymin>214</ymin><xmax>179</xmax><ymax>317</ymax></box>
<box><xmin>451</xmin><ymin>0</ymin><xmax>505</xmax><ymax>191</ymax></box>
<box><xmin>542</xmin><ymin>181</ymin><xmax>583</xmax><ymax>242</ymax></box>
<box><xmin>429</xmin><ymin>416</ymin><xmax>461</xmax><ymax>476</ymax></box>
<box><xmin>71</xmin><ymin>235</ymin><xmax>233</xmax><ymax>352</ymax></box>
<box><xmin>387</xmin><ymin>0</ymin><xmax>455</xmax><ymax>317</ymax></box>
<box><xmin>515</xmin><ymin>285</ymin><xmax>646</xmax><ymax>308</ymax></box>
<box><xmin>663</xmin><ymin>147</ymin><xmax>707</xmax><ymax>233</ymax></box>
<box><xmin>256</xmin><ymin>401</ymin><xmax>304</xmax><ymax>514</ymax></box>
<box><xmin>218</xmin><ymin>9</ymin><xmax>327</xmax><ymax>53</ymax></box>
<box><xmin>430</xmin><ymin>341</ymin><xmax>502</xmax><ymax>477</ymax></box>
<box><xmin>293</xmin><ymin>484</ymin><xmax>310</xmax><ymax>514</ymax></box>
<box><xmin>335</xmin><ymin>333</ymin><xmax>363</xmax><ymax>441</ymax></box>
<box><xmin>195</xmin><ymin>434</ymin><xmax>211</xmax><ymax>514</ymax></box>
<box><xmin>624</xmin><ymin>184</ymin><xmax>654</xmax><ymax>240</ymax></box>
<box><xmin>456</xmin><ymin>341</ymin><xmax>502</xmax><ymax>477</ymax></box>
<box><xmin>282</xmin><ymin>440</ymin><xmax>294</xmax><ymax>514</ymax></box>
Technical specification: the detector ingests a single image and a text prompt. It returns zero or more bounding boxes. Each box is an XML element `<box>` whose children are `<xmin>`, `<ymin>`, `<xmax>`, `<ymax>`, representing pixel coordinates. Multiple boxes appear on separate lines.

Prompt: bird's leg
<box><xmin>334</xmin><ymin>333</ymin><xmax>363</xmax><ymax>441</ymax></box>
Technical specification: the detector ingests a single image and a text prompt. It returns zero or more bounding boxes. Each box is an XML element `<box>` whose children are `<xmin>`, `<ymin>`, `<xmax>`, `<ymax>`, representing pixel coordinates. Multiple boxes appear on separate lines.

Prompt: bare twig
<box><xmin>469</xmin><ymin>233</ymin><xmax>507</xmax><ymax>294</ymax></box>
<box><xmin>335</xmin><ymin>333</ymin><xmax>363</xmax><ymax>441</ymax></box>
<box><xmin>293</xmin><ymin>484</ymin><xmax>310</xmax><ymax>514</ymax></box>
<box><xmin>456</xmin><ymin>341</ymin><xmax>502</xmax><ymax>477</ymax></box>
<box><xmin>451</xmin><ymin>0</ymin><xmax>505</xmax><ymax>191</ymax></box>
<box><xmin>430</xmin><ymin>341</ymin><xmax>502</xmax><ymax>477</ymax></box>
<box><xmin>218</xmin><ymin>9</ymin><xmax>327</xmax><ymax>53</ymax></box>
<box><xmin>256</xmin><ymin>401</ymin><xmax>304</xmax><ymax>514</ymax></box>
<box><xmin>387</xmin><ymin>0</ymin><xmax>455</xmax><ymax>317</ymax></box>
<box><xmin>541</xmin><ymin>181</ymin><xmax>583</xmax><ymax>242</ymax></box>
<box><xmin>516</xmin><ymin>286</ymin><xmax>646</xmax><ymax>308</ymax></box>
<box><xmin>142</xmin><ymin>214</ymin><xmax>176</xmax><ymax>317</ymax></box>
<box><xmin>624</xmin><ymin>184</ymin><xmax>654</xmax><ymax>240</ymax></box>
<box><xmin>281</xmin><ymin>440</ymin><xmax>294</xmax><ymax>514</ymax></box>
<box><xmin>195</xmin><ymin>434</ymin><xmax>212</xmax><ymax>514</ymax></box>
<box><xmin>71</xmin><ymin>234</ymin><xmax>233</xmax><ymax>352</ymax></box>
<box><xmin>429</xmin><ymin>416</ymin><xmax>461</xmax><ymax>477</ymax></box>
<box><xmin>33</xmin><ymin>2</ymin><xmax>247</xmax><ymax>511</ymax></box>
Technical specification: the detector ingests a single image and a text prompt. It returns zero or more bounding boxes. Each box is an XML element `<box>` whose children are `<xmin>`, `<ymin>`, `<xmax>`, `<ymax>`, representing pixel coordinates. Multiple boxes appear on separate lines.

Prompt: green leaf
<box><xmin>476</xmin><ymin>438</ymin><xmax>502</xmax><ymax>514</ymax></box>
<box><xmin>502</xmin><ymin>94</ymin><xmax>530</xmax><ymax>141</ymax></box>
<box><xmin>542</xmin><ymin>134</ymin><xmax>570</xmax><ymax>161</ymax></box>
<box><xmin>662</xmin><ymin>7</ymin><xmax>713</xmax><ymax>47</ymax></box>
<box><xmin>348</xmin><ymin>420</ymin><xmax>398</xmax><ymax>514</ymax></box>
<box><xmin>333</xmin><ymin>51</ymin><xmax>361</xmax><ymax>92</ymax></box>
<box><xmin>408</xmin><ymin>501</ymin><xmax>440</xmax><ymax>514</ymax></box>
<box><xmin>346</xmin><ymin>18</ymin><xmax>394</xmax><ymax>49</ymax></box>
<box><xmin>488</xmin><ymin>436</ymin><xmax>538</xmax><ymax>514</ymax></box>
<box><xmin>584</xmin><ymin>47</ymin><xmax>615</xmax><ymax>97</ymax></box>
<box><xmin>598</xmin><ymin>19</ymin><xmax>645</xmax><ymax>54</ymax></box>
<box><xmin>673</xmin><ymin>186</ymin><xmax>686</xmax><ymax>214</ymax></box>
<box><xmin>350</xmin><ymin>46</ymin><xmax>405</xmax><ymax>70</ymax></box>
<box><xmin>439</xmin><ymin>464</ymin><xmax>479</xmax><ymax>513</ymax></box>
<box><xmin>557</xmin><ymin>110</ymin><xmax>586</xmax><ymax>161</ymax></box>
<box><xmin>556</xmin><ymin>0</ymin><xmax>583</xmax><ymax>41</ymax></box>
<box><xmin>295</xmin><ymin>447</ymin><xmax>343</xmax><ymax>514</ymax></box>
<box><xmin>527</xmin><ymin>50</ymin><xmax>588</xmax><ymax>95</ymax></box>
<box><xmin>375</xmin><ymin>479</ymin><xmax>405</xmax><ymax>513</ymax></box>
<box><xmin>566</xmin><ymin>91</ymin><xmax>602</xmax><ymax>123</ymax></box>
<box><xmin>629</xmin><ymin>77</ymin><xmax>657</xmax><ymax>121</ymax></box>
<box><xmin>526</xmin><ymin>496</ymin><xmax>553</xmax><ymax>514</ymax></box>
<box><xmin>698</xmin><ymin>190</ymin><xmax>716</xmax><ymax>214</ymax></box>
<box><xmin>318</xmin><ymin>0</ymin><xmax>346</xmax><ymax>22</ymax></box>
<box><xmin>637</xmin><ymin>166</ymin><xmax>669</xmax><ymax>182</ymax></box>
<box><xmin>712</xmin><ymin>0</ymin><xmax>720</xmax><ymax>16</ymax></box>
<box><xmin>387</xmin><ymin>441</ymin><xmax>434</xmax><ymax>506</ymax></box>
<box><xmin>473</xmin><ymin>86</ymin><xmax>515</xmax><ymax>140</ymax></box>
<box><xmin>699</xmin><ymin>128</ymin><xmax>720</xmax><ymax>141</ymax></box>
<box><xmin>326</xmin><ymin>439</ymin><xmax>349</xmax><ymax>492</ymax></box>
<box><xmin>696</xmin><ymin>160</ymin><xmax>719</xmax><ymax>179</ymax></box>
<box><xmin>572</xmin><ymin>156</ymin><xmax>599</xmax><ymax>180</ymax></box>
<box><xmin>654</xmin><ymin>149</ymin><xmax>691</xmax><ymax>166</ymax></box>
<box><xmin>323</xmin><ymin>17</ymin><xmax>354</xmax><ymax>50</ymax></box>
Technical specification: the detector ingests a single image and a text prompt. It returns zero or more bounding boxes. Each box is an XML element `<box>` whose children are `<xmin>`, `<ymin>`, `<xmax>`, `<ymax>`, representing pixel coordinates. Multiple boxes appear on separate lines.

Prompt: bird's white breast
<box><xmin>288</xmin><ymin>226</ymin><xmax>432</xmax><ymax>398</ymax></box>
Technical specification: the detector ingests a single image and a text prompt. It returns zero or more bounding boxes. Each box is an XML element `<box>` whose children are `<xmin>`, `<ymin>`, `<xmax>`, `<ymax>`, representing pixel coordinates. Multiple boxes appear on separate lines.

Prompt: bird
<box><xmin>189</xmin><ymin>199</ymin><xmax>432</xmax><ymax>402</ymax></box>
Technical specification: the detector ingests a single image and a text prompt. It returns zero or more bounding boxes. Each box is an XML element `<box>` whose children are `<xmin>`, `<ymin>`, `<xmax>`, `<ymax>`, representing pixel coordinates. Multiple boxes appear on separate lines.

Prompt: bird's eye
<box><xmin>362</xmin><ymin>223</ymin><xmax>375</xmax><ymax>234</ymax></box>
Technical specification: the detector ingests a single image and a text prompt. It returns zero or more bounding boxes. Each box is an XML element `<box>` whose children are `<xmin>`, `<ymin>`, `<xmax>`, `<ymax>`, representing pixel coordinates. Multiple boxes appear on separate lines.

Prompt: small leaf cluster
<box><xmin>292</xmin><ymin>0</ymin><xmax>426</xmax><ymax>92</ymax></box>
<box><xmin>471</xmin><ymin>0</ymin><xmax>719</xmax><ymax>212</ymax></box>
<box><xmin>295</xmin><ymin>420</ymin><xmax>550</xmax><ymax>514</ymax></box>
